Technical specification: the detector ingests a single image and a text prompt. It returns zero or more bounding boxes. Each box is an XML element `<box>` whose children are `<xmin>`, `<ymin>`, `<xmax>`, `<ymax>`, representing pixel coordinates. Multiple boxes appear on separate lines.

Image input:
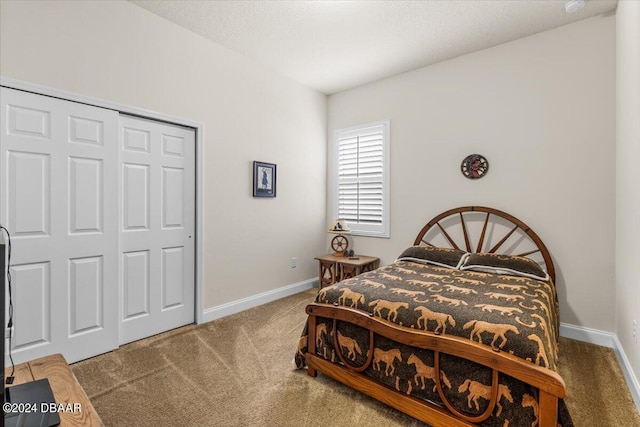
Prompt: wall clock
<box><xmin>461</xmin><ymin>154</ymin><xmax>489</xmax><ymax>179</ymax></box>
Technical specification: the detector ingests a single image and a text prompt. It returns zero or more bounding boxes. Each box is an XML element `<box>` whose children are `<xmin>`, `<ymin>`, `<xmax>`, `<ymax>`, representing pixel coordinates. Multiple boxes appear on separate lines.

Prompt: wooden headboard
<box><xmin>414</xmin><ymin>206</ymin><xmax>555</xmax><ymax>282</ymax></box>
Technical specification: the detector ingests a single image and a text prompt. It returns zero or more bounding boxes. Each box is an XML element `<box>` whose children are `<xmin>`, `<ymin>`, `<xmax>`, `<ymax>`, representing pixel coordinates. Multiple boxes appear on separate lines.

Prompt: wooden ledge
<box><xmin>5</xmin><ymin>353</ymin><xmax>104</xmax><ymax>426</ymax></box>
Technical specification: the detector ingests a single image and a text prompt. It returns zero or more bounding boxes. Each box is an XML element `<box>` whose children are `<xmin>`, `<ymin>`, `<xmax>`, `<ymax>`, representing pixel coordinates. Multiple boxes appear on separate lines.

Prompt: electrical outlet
<box><xmin>634</xmin><ymin>320</ymin><xmax>637</xmax><ymax>344</ymax></box>
<box><xmin>291</xmin><ymin>257</ymin><xmax>297</xmax><ymax>268</ymax></box>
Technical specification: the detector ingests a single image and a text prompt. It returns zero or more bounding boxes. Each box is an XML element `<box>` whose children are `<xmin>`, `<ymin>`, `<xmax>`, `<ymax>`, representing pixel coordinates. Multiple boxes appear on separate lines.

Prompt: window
<box><xmin>333</xmin><ymin>121</ymin><xmax>389</xmax><ymax>238</ymax></box>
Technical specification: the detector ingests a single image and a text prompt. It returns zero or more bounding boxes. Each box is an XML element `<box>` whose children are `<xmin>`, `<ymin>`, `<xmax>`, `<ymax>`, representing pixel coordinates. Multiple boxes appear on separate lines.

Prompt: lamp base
<box><xmin>330</xmin><ymin>234</ymin><xmax>349</xmax><ymax>256</ymax></box>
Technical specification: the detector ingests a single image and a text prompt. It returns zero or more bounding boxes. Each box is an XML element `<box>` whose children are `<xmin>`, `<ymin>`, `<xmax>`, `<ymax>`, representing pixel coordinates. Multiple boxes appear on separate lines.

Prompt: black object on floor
<box><xmin>4</xmin><ymin>378</ymin><xmax>60</xmax><ymax>427</ymax></box>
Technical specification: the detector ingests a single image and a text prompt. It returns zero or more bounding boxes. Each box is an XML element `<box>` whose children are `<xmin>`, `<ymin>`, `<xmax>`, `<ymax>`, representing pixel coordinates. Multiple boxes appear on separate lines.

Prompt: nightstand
<box><xmin>314</xmin><ymin>254</ymin><xmax>379</xmax><ymax>289</ymax></box>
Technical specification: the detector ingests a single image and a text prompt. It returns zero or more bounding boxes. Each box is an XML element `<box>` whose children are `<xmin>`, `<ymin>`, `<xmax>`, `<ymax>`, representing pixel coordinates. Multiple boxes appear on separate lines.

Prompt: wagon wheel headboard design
<box><xmin>414</xmin><ymin>206</ymin><xmax>555</xmax><ymax>282</ymax></box>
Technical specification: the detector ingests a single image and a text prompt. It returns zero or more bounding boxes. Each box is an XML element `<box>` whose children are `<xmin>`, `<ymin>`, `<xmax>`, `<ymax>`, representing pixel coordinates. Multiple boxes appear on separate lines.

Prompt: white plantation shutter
<box><xmin>334</xmin><ymin>121</ymin><xmax>389</xmax><ymax>237</ymax></box>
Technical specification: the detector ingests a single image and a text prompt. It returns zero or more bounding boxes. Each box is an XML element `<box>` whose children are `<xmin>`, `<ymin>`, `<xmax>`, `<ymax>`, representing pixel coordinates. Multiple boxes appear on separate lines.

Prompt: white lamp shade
<box><xmin>328</xmin><ymin>219</ymin><xmax>351</xmax><ymax>234</ymax></box>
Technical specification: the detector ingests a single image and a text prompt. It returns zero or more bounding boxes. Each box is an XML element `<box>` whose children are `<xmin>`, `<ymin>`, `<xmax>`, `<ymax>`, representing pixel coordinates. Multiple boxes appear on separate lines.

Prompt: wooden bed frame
<box><xmin>305</xmin><ymin>206</ymin><xmax>565</xmax><ymax>427</ymax></box>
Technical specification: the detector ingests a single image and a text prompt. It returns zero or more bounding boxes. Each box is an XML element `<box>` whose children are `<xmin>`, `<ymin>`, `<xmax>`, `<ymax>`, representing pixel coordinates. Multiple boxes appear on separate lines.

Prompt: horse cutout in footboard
<box><xmin>305</xmin><ymin>303</ymin><xmax>565</xmax><ymax>427</ymax></box>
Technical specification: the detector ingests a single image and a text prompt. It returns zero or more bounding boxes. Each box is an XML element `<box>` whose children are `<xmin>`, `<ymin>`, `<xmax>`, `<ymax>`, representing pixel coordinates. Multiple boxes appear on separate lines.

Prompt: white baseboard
<box><xmin>612</xmin><ymin>335</ymin><xmax>640</xmax><ymax>412</ymax></box>
<box><xmin>560</xmin><ymin>322</ymin><xmax>640</xmax><ymax>413</ymax></box>
<box><xmin>200</xmin><ymin>278</ymin><xmax>317</xmax><ymax>324</ymax></box>
<box><xmin>559</xmin><ymin>322</ymin><xmax>616</xmax><ymax>348</ymax></box>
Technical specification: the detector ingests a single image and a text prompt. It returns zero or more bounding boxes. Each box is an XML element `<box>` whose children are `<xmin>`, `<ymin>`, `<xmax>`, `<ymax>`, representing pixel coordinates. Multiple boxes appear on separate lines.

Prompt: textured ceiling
<box><xmin>130</xmin><ymin>0</ymin><xmax>618</xmax><ymax>94</ymax></box>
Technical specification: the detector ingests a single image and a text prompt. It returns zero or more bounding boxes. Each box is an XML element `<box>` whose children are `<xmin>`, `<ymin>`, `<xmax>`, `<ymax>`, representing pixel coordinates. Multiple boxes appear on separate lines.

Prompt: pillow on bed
<box><xmin>397</xmin><ymin>246</ymin><xmax>468</xmax><ymax>269</ymax></box>
<box><xmin>459</xmin><ymin>252</ymin><xmax>549</xmax><ymax>281</ymax></box>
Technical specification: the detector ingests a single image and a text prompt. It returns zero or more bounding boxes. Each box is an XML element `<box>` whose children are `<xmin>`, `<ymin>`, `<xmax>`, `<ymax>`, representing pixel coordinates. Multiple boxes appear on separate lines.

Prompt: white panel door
<box><xmin>0</xmin><ymin>87</ymin><xmax>118</xmax><ymax>363</ymax></box>
<box><xmin>119</xmin><ymin>116</ymin><xmax>195</xmax><ymax>344</ymax></box>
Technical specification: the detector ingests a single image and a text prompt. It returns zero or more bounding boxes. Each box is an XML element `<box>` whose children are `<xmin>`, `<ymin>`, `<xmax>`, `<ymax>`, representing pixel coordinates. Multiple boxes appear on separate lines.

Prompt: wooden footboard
<box><xmin>305</xmin><ymin>303</ymin><xmax>565</xmax><ymax>427</ymax></box>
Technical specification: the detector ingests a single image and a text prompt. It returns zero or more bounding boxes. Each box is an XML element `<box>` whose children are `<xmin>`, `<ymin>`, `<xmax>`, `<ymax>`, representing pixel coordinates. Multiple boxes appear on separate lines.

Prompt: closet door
<box><xmin>0</xmin><ymin>87</ymin><xmax>119</xmax><ymax>363</ymax></box>
<box><xmin>119</xmin><ymin>116</ymin><xmax>195</xmax><ymax>345</ymax></box>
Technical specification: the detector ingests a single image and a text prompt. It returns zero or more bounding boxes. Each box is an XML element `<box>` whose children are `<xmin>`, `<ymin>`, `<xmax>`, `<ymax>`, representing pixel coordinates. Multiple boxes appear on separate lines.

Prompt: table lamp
<box><xmin>328</xmin><ymin>219</ymin><xmax>351</xmax><ymax>256</ymax></box>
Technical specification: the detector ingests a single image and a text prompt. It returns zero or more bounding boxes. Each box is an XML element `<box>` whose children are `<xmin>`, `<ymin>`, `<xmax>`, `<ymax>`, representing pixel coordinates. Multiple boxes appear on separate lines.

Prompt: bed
<box><xmin>294</xmin><ymin>206</ymin><xmax>570</xmax><ymax>427</ymax></box>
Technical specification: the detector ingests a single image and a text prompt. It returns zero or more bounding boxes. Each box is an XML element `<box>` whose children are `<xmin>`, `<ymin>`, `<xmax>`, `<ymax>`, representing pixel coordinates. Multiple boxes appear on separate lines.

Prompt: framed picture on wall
<box><xmin>253</xmin><ymin>161</ymin><xmax>276</xmax><ymax>198</ymax></box>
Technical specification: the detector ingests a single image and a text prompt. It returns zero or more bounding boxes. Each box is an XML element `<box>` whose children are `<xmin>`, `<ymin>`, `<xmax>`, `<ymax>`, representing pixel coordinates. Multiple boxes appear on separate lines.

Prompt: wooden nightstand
<box><xmin>314</xmin><ymin>254</ymin><xmax>379</xmax><ymax>289</ymax></box>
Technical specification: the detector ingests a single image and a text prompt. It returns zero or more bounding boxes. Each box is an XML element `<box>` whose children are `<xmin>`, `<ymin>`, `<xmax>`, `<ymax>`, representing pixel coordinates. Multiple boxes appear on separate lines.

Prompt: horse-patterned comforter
<box><xmin>294</xmin><ymin>260</ymin><xmax>572</xmax><ymax>427</ymax></box>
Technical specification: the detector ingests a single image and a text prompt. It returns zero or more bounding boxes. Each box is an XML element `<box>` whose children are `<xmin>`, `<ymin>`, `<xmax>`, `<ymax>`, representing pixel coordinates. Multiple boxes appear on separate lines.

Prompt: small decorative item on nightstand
<box><xmin>327</xmin><ymin>219</ymin><xmax>351</xmax><ymax>256</ymax></box>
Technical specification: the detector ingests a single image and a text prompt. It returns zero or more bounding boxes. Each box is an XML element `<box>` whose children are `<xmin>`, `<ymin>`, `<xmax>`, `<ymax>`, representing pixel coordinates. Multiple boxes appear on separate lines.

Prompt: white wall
<box><xmin>0</xmin><ymin>1</ymin><xmax>327</xmax><ymax>309</ymax></box>
<box><xmin>328</xmin><ymin>16</ymin><xmax>616</xmax><ymax>331</ymax></box>
<box><xmin>616</xmin><ymin>0</ymin><xmax>640</xmax><ymax>401</ymax></box>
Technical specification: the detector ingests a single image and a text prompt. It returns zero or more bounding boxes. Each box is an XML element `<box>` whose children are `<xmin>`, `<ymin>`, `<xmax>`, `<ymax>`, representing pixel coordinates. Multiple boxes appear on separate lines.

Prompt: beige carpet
<box><xmin>71</xmin><ymin>289</ymin><xmax>640</xmax><ymax>426</ymax></box>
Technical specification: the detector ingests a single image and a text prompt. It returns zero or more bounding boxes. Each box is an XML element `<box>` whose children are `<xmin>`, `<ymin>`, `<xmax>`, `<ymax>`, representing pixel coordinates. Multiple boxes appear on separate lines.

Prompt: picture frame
<box><xmin>253</xmin><ymin>161</ymin><xmax>276</xmax><ymax>198</ymax></box>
